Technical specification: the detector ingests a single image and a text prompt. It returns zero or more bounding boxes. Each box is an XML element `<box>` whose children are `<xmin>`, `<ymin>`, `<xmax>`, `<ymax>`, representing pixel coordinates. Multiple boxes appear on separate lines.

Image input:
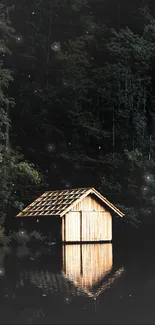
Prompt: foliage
<box><xmin>10</xmin><ymin>230</ymin><xmax>30</xmax><ymax>246</ymax></box>
<box><xmin>29</xmin><ymin>231</ymin><xmax>45</xmax><ymax>243</ymax></box>
<box><xmin>0</xmin><ymin>227</ymin><xmax>10</xmax><ymax>246</ymax></box>
<box><xmin>0</xmin><ymin>150</ymin><xmax>42</xmax><ymax>226</ymax></box>
<box><xmin>0</xmin><ymin>4</ymin><xmax>42</xmax><ymax>227</ymax></box>
<box><xmin>2</xmin><ymin>0</ymin><xmax>155</xmax><ymax>229</ymax></box>
<box><xmin>8</xmin><ymin>230</ymin><xmax>45</xmax><ymax>246</ymax></box>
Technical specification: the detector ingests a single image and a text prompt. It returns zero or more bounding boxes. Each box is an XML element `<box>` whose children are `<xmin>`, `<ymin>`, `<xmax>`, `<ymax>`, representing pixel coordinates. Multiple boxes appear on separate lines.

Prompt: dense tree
<box><xmin>0</xmin><ymin>4</ymin><xmax>42</xmax><ymax>228</ymax></box>
<box><xmin>2</xmin><ymin>0</ymin><xmax>155</xmax><ymax>229</ymax></box>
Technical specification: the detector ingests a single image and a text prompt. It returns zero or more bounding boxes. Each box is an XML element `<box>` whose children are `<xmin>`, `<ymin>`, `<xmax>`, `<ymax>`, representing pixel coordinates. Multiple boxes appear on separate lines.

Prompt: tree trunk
<box><xmin>112</xmin><ymin>106</ymin><xmax>115</xmax><ymax>156</ymax></box>
<box><xmin>46</xmin><ymin>9</ymin><xmax>52</xmax><ymax>85</ymax></box>
<box><xmin>117</xmin><ymin>0</ymin><xmax>121</xmax><ymax>29</ymax></box>
<box><xmin>5</xmin><ymin>100</ymin><xmax>9</xmax><ymax>152</ymax></box>
<box><xmin>149</xmin><ymin>134</ymin><xmax>152</xmax><ymax>161</ymax></box>
<box><xmin>143</xmin><ymin>86</ymin><xmax>146</xmax><ymax>139</ymax></box>
<box><xmin>125</xmin><ymin>67</ymin><xmax>128</xmax><ymax>106</ymax></box>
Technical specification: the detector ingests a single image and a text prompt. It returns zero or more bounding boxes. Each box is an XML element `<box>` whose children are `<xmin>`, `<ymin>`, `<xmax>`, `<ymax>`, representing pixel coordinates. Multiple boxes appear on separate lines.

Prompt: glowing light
<box><xmin>28</xmin><ymin>75</ymin><xmax>31</xmax><ymax>78</ymax></box>
<box><xmin>63</xmin><ymin>80</ymin><xmax>68</xmax><ymax>86</ymax></box>
<box><xmin>68</xmin><ymin>142</ymin><xmax>71</xmax><ymax>146</ymax></box>
<box><xmin>32</xmin><ymin>12</ymin><xmax>35</xmax><ymax>15</ymax></box>
<box><xmin>51</xmin><ymin>42</ymin><xmax>61</xmax><ymax>52</ymax></box>
<box><xmin>98</xmin><ymin>146</ymin><xmax>101</xmax><ymax>149</ymax></box>
<box><xmin>144</xmin><ymin>174</ymin><xmax>153</xmax><ymax>182</ymax></box>
<box><xmin>64</xmin><ymin>297</ymin><xmax>71</xmax><ymax>304</ymax></box>
<box><xmin>74</xmin><ymin>163</ymin><xmax>80</xmax><ymax>169</ymax></box>
<box><xmin>47</xmin><ymin>143</ymin><xmax>56</xmax><ymax>153</ymax></box>
<box><xmin>16</xmin><ymin>36</ymin><xmax>23</xmax><ymax>43</ymax></box>
<box><xmin>65</xmin><ymin>182</ymin><xmax>71</xmax><ymax>189</ymax></box>
<box><xmin>37</xmin><ymin>219</ymin><xmax>39</xmax><ymax>223</ymax></box>
<box><xmin>34</xmin><ymin>90</ymin><xmax>37</xmax><ymax>93</ymax></box>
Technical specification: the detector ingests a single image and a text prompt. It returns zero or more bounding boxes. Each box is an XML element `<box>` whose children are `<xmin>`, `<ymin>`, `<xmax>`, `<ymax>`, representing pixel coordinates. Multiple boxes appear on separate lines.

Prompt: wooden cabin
<box><xmin>16</xmin><ymin>187</ymin><xmax>124</xmax><ymax>242</ymax></box>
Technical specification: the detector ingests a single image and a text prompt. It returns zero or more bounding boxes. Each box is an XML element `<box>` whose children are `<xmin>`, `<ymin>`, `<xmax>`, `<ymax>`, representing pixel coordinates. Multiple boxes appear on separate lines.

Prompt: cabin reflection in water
<box><xmin>62</xmin><ymin>244</ymin><xmax>123</xmax><ymax>297</ymax></box>
<box><xmin>18</xmin><ymin>244</ymin><xmax>124</xmax><ymax>298</ymax></box>
<box><xmin>63</xmin><ymin>244</ymin><xmax>112</xmax><ymax>290</ymax></box>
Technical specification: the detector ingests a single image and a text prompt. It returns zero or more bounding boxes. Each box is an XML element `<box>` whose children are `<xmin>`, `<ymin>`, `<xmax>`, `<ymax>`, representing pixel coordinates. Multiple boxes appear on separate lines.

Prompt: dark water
<box><xmin>0</xmin><ymin>242</ymin><xmax>155</xmax><ymax>324</ymax></box>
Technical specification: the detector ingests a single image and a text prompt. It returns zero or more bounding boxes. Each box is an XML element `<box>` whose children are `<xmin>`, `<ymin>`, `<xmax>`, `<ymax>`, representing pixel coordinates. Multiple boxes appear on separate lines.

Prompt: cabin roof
<box><xmin>16</xmin><ymin>187</ymin><xmax>124</xmax><ymax>218</ymax></box>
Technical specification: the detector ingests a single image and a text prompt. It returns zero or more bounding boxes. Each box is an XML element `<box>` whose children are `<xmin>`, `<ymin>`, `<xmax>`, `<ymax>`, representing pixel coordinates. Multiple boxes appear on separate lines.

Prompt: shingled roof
<box><xmin>16</xmin><ymin>187</ymin><xmax>124</xmax><ymax>218</ymax></box>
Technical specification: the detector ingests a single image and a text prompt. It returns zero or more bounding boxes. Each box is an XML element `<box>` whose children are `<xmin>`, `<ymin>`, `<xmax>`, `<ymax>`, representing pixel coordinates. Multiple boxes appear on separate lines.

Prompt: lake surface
<box><xmin>0</xmin><ymin>241</ymin><xmax>155</xmax><ymax>324</ymax></box>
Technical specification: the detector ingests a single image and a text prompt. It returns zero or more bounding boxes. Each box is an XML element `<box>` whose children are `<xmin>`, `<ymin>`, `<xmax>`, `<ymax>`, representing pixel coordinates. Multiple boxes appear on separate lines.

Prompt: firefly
<box><xmin>47</xmin><ymin>143</ymin><xmax>56</xmax><ymax>153</ymax></box>
<box><xmin>51</xmin><ymin>42</ymin><xmax>61</xmax><ymax>52</ymax></box>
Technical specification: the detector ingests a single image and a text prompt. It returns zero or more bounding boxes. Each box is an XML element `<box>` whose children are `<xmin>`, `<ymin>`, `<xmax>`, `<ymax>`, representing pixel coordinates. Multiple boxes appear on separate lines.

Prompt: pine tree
<box><xmin>0</xmin><ymin>4</ymin><xmax>42</xmax><ymax>228</ymax></box>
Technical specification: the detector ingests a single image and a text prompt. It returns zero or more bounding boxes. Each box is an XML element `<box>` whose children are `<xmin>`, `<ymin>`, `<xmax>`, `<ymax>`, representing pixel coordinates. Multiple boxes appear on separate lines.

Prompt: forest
<box><xmin>1</xmin><ymin>0</ymin><xmax>155</xmax><ymax>232</ymax></box>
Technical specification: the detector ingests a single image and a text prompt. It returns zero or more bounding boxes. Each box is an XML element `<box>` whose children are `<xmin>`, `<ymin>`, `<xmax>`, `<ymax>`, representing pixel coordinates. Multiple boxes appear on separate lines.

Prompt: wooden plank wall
<box><xmin>62</xmin><ymin>195</ymin><xmax>112</xmax><ymax>242</ymax></box>
<box><xmin>62</xmin><ymin>244</ymin><xmax>113</xmax><ymax>296</ymax></box>
<box><xmin>72</xmin><ymin>194</ymin><xmax>105</xmax><ymax>212</ymax></box>
<box><xmin>82</xmin><ymin>211</ymin><xmax>112</xmax><ymax>241</ymax></box>
<box><xmin>64</xmin><ymin>212</ymin><xmax>81</xmax><ymax>242</ymax></box>
<box><xmin>63</xmin><ymin>211</ymin><xmax>112</xmax><ymax>242</ymax></box>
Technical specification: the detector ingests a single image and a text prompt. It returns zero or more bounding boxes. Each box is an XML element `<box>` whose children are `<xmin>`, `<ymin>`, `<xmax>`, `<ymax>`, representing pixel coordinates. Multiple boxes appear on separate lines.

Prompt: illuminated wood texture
<box><xmin>63</xmin><ymin>244</ymin><xmax>114</xmax><ymax>296</ymax></box>
<box><xmin>71</xmin><ymin>194</ymin><xmax>105</xmax><ymax>212</ymax></box>
<box><xmin>64</xmin><ymin>210</ymin><xmax>112</xmax><ymax>242</ymax></box>
<box><xmin>64</xmin><ymin>212</ymin><xmax>81</xmax><ymax>242</ymax></box>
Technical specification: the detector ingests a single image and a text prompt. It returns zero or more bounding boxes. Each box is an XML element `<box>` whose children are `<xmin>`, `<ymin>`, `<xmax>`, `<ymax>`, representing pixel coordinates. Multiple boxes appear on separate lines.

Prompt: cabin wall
<box><xmin>82</xmin><ymin>211</ymin><xmax>112</xmax><ymax>241</ymax></box>
<box><xmin>71</xmin><ymin>194</ymin><xmax>105</xmax><ymax>212</ymax></box>
<box><xmin>63</xmin><ymin>211</ymin><xmax>112</xmax><ymax>242</ymax></box>
<box><xmin>62</xmin><ymin>212</ymin><xmax>81</xmax><ymax>242</ymax></box>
